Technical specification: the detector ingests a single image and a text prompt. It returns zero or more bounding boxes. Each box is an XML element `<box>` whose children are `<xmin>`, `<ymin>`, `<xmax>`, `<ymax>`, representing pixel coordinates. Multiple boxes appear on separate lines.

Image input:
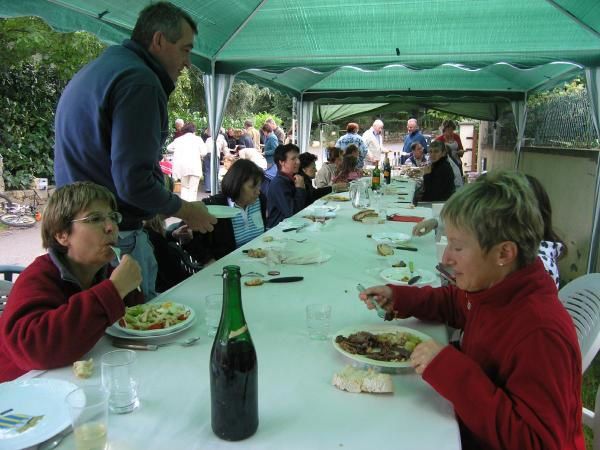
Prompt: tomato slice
<box><xmin>118</xmin><ymin>318</ymin><xmax>126</xmax><ymax>327</ymax></box>
<box><xmin>148</xmin><ymin>322</ymin><xmax>165</xmax><ymax>330</ymax></box>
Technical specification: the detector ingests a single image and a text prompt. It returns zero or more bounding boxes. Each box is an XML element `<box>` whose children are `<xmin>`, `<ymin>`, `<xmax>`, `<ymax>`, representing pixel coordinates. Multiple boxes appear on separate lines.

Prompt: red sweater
<box><xmin>0</xmin><ymin>253</ymin><xmax>143</xmax><ymax>381</ymax></box>
<box><xmin>389</xmin><ymin>259</ymin><xmax>583</xmax><ymax>450</ymax></box>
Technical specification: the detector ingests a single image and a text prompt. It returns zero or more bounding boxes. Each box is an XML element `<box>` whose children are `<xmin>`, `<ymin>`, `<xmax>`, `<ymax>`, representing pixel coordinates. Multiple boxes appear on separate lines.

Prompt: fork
<box><xmin>357</xmin><ymin>283</ymin><xmax>386</xmax><ymax>319</ymax></box>
<box><xmin>110</xmin><ymin>246</ymin><xmax>142</xmax><ymax>292</ymax></box>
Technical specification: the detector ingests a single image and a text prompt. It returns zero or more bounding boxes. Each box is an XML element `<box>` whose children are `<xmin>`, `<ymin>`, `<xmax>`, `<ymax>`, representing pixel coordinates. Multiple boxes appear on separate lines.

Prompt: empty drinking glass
<box><xmin>306</xmin><ymin>304</ymin><xmax>332</xmax><ymax>340</ymax></box>
<box><xmin>101</xmin><ymin>349</ymin><xmax>139</xmax><ymax>414</ymax></box>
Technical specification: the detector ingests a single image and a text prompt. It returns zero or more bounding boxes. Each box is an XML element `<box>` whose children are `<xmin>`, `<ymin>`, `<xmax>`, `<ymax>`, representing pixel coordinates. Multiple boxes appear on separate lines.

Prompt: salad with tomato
<box><xmin>119</xmin><ymin>302</ymin><xmax>190</xmax><ymax>331</ymax></box>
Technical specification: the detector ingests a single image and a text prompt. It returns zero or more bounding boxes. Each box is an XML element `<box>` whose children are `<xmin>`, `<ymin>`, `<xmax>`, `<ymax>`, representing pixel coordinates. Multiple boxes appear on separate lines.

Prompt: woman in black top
<box><xmin>298</xmin><ymin>153</ymin><xmax>347</xmax><ymax>206</ymax></box>
<box><xmin>421</xmin><ymin>140</ymin><xmax>455</xmax><ymax>202</ymax></box>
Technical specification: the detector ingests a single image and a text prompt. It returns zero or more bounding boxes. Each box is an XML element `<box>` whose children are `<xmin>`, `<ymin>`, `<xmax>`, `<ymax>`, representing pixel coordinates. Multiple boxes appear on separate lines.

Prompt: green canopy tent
<box><xmin>1</xmin><ymin>0</ymin><xmax>600</xmax><ymax>268</ymax></box>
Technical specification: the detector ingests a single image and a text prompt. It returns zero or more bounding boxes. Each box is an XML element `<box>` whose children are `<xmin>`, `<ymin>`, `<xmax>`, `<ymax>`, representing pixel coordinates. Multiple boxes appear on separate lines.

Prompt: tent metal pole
<box><xmin>544</xmin><ymin>0</ymin><xmax>600</xmax><ymax>39</ymax></box>
<box><xmin>586</xmin><ymin>67</ymin><xmax>600</xmax><ymax>273</ymax></box>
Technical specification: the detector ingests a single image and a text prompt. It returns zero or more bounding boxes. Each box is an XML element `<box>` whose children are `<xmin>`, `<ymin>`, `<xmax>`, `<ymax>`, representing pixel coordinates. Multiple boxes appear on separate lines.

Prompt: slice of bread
<box><xmin>73</xmin><ymin>358</ymin><xmax>94</xmax><ymax>379</ymax></box>
<box><xmin>377</xmin><ymin>243</ymin><xmax>394</xmax><ymax>256</ymax></box>
<box><xmin>332</xmin><ymin>366</ymin><xmax>393</xmax><ymax>394</ymax></box>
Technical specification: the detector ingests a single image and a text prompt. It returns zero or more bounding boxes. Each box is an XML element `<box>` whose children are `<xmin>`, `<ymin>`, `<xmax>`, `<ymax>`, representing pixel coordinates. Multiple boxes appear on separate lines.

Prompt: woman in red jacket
<box><xmin>0</xmin><ymin>182</ymin><xmax>143</xmax><ymax>382</ymax></box>
<box><xmin>360</xmin><ymin>171</ymin><xmax>584</xmax><ymax>450</ymax></box>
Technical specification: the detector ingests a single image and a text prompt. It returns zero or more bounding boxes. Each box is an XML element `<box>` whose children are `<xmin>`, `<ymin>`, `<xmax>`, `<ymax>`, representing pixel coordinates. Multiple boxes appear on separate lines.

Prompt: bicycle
<box><xmin>0</xmin><ymin>190</ymin><xmax>42</xmax><ymax>228</ymax></box>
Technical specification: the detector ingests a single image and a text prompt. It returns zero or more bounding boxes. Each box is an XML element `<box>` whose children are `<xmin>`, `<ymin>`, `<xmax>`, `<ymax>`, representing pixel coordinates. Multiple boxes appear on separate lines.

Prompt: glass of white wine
<box><xmin>65</xmin><ymin>385</ymin><xmax>109</xmax><ymax>450</ymax></box>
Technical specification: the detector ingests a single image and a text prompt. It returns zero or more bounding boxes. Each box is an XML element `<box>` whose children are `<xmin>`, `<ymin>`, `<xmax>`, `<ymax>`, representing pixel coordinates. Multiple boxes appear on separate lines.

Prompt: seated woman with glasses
<box><xmin>420</xmin><ymin>140</ymin><xmax>456</xmax><ymax>202</ymax></box>
<box><xmin>0</xmin><ymin>181</ymin><xmax>143</xmax><ymax>382</ymax></box>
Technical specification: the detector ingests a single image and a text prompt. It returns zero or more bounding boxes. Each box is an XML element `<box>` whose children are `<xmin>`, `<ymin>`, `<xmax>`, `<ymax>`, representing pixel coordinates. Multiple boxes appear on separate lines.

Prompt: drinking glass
<box><xmin>65</xmin><ymin>385</ymin><xmax>109</xmax><ymax>450</ymax></box>
<box><xmin>205</xmin><ymin>293</ymin><xmax>223</xmax><ymax>337</ymax></box>
<box><xmin>101</xmin><ymin>349</ymin><xmax>139</xmax><ymax>414</ymax></box>
<box><xmin>306</xmin><ymin>304</ymin><xmax>331</xmax><ymax>340</ymax></box>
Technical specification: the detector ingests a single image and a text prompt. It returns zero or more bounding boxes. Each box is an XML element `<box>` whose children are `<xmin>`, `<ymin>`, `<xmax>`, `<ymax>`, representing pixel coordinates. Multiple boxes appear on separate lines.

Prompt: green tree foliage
<box><xmin>0</xmin><ymin>17</ymin><xmax>104</xmax><ymax>189</ymax></box>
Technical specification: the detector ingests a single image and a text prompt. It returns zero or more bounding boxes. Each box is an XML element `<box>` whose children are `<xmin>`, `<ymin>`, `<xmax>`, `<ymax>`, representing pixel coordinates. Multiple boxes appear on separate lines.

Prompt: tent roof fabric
<box><xmin>1</xmin><ymin>0</ymin><xmax>599</xmax><ymax>117</ymax></box>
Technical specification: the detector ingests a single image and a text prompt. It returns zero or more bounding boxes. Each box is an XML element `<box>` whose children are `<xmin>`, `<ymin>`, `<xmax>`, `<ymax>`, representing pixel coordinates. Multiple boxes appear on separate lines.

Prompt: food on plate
<box><xmin>323</xmin><ymin>194</ymin><xmax>350</xmax><ymax>202</ymax></box>
<box><xmin>392</xmin><ymin>260</ymin><xmax>407</xmax><ymax>268</ymax></box>
<box><xmin>303</xmin><ymin>215</ymin><xmax>329</xmax><ymax>223</ymax></box>
<box><xmin>247</xmin><ymin>248</ymin><xmax>267</xmax><ymax>258</ymax></box>
<box><xmin>332</xmin><ymin>366</ymin><xmax>393</xmax><ymax>394</ymax></box>
<box><xmin>376</xmin><ymin>243</ymin><xmax>394</xmax><ymax>256</ymax></box>
<box><xmin>262</xmin><ymin>236</ymin><xmax>274</xmax><ymax>242</ymax></box>
<box><xmin>73</xmin><ymin>358</ymin><xmax>94</xmax><ymax>378</ymax></box>
<box><xmin>244</xmin><ymin>278</ymin><xmax>264</xmax><ymax>287</ymax></box>
<box><xmin>119</xmin><ymin>302</ymin><xmax>190</xmax><ymax>331</ymax></box>
<box><xmin>352</xmin><ymin>209</ymin><xmax>379</xmax><ymax>222</ymax></box>
<box><xmin>335</xmin><ymin>331</ymin><xmax>422</xmax><ymax>362</ymax></box>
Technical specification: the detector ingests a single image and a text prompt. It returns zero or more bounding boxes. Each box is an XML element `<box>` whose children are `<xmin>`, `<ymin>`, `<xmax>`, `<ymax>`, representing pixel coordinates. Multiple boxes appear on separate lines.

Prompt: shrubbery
<box><xmin>0</xmin><ymin>63</ymin><xmax>63</xmax><ymax>189</ymax></box>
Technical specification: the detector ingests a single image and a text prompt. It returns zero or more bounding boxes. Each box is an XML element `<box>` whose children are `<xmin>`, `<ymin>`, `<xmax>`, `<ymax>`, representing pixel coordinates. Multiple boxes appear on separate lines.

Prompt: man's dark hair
<box><xmin>132</xmin><ymin>2</ymin><xmax>197</xmax><ymax>48</ymax></box>
<box><xmin>274</xmin><ymin>144</ymin><xmax>299</xmax><ymax>169</ymax></box>
<box><xmin>299</xmin><ymin>152</ymin><xmax>317</xmax><ymax>170</ymax></box>
<box><xmin>221</xmin><ymin>159</ymin><xmax>264</xmax><ymax>201</ymax></box>
<box><xmin>261</xmin><ymin>123</ymin><xmax>271</xmax><ymax>133</ymax></box>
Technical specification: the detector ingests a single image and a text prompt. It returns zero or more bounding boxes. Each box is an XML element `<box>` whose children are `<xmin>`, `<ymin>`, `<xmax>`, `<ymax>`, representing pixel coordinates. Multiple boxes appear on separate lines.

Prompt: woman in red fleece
<box><xmin>0</xmin><ymin>182</ymin><xmax>143</xmax><ymax>381</ymax></box>
<box><xmin>360</xmin><ymin>171</ymin><xmax>583</xmax><ymax>450</ymax></box>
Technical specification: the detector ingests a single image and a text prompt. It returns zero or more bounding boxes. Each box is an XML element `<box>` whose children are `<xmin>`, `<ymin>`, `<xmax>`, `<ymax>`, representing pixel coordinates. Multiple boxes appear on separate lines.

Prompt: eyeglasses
<box><xmin>71</xmin><ymin>211</ymin><xmax>123</xmax><ymax>226</ymax></box>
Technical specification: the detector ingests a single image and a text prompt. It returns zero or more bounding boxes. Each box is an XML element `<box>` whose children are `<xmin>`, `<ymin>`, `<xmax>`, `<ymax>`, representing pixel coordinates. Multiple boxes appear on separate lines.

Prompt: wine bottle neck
<box><xmin>219</xmin><ymin>266</ymin><xmax>249</xmax><ymax>340</ymax></box>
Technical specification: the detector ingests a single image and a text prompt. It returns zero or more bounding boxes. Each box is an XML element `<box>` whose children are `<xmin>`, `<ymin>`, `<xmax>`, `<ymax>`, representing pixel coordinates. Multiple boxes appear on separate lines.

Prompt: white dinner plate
<box><xmin>110</xmin><ymin>303</ymin><xmax>196</xmax><ymax>337</ymax></box>
<box><xmin>332</xmin><ymin>324</ymin><xmax>432</xmax><ymax>368</ymax></box>
<box><xmin>371</xmin><ymin>232</ymin><xmax>411</xmax><ymax>245</ymax></box>
<box><xmin>279</xmin><ymin>217</ymin><xmax>312</xmax><ymax>229</ymax></box>
<box><xmin>0</xmin><ymin>378</ymin><xmax>76</xmax><ymax>450</ymax></box>
<box><xmin>379</xmin><ymin>267</ymin><xmax>436</xmax><ymax>286</ymax></box>
<box><xmin>304</xmin><ymin>205</ymin><xmax>338</xmax><ymax>218</ymax></box>
<box><xmin>206</xmin><ymin>205</ymin><xmax>241</xmax><ymax>219</ymax></box>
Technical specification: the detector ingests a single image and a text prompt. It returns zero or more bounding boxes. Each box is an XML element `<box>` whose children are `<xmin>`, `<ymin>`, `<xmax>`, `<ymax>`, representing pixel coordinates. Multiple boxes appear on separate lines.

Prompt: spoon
<box><xmin>110</xmin><ymin>246</ymin><xmax>141</xmax><ymax>292</ymax></box>
<box><xmin>357</xmin><ymin>283</ymin><xmax>386</xmax><ymax>319</ymax></box>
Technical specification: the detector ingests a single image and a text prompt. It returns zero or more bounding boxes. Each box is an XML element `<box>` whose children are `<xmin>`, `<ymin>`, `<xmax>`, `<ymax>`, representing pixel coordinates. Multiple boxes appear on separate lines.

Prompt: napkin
<box><xmin>266</xmin><ymin>244</ymin><xmax>330</xmax><ymax>265</ymax></box>
<box><xmin>387</xmin><ymin>214</ymin><xmax>424</xmax><ymax>223</ymax></box>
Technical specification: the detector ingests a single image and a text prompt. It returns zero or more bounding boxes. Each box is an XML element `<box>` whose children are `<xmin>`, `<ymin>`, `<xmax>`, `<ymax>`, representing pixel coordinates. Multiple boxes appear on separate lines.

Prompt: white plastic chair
<box><xmin>559</xmin><ymin>273</ymin><xmax>600</xmax><ymax>448</ymax></box>
<box><xmin>583</xmin><ymin>386</ymin><xmax>600</xmax><ymax>450</ymax></box>
<box><xmin>559</xmin><ymin>273</ymin><xmax>600</xmax><ymax>373</ymax></box>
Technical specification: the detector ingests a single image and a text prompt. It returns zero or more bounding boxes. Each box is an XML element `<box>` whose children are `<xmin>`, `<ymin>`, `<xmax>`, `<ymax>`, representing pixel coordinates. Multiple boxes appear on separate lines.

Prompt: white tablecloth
<box><xmin>34</xmin><ymin>179</ymin><xmax>461</xmax><ymax>450</ymax></box>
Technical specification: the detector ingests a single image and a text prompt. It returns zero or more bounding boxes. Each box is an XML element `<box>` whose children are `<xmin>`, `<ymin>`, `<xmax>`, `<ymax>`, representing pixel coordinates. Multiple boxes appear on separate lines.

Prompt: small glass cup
<box><xmin>205</xmin><ymin>293</ymin><xmax>223</xmax><ymax>337</ymax></box>
<box><xmin>101</xmin><ymin>349</ymin><xmax>139</xmax><ymax>414</ymax></box>
<box><xmin>65</xmin><ymin>385</ymin><xmax>109</xmax><ymax>450</ymax></box>
<box><xmin>306</xmin><ymin>304</ymin><xmax>331</xmax><ymax>340</ymax></box>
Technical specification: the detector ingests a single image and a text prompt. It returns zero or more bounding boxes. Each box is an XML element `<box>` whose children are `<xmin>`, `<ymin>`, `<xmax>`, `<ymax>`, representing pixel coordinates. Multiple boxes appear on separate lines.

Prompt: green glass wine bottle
<box><xmin>210</xmin><ymin>265</ymin><xmax>258</xmax><ymax>440</ymax></box>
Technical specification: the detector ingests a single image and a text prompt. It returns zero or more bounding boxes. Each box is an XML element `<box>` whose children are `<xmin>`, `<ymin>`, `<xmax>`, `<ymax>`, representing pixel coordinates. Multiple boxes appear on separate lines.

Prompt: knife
<box><xmin>394</xmin><ymin>246</ymin><xmax>418</xmax><ymax>252</ymax></box>
<box><xmin>407</xmin><ymin>275</ymin><xmax>421</xmax><ymax>285</ymax></box>
<box><xmin>264</xmin><ymin>276</ymin><xmax>304</xmax><ymax>283</ymax></box>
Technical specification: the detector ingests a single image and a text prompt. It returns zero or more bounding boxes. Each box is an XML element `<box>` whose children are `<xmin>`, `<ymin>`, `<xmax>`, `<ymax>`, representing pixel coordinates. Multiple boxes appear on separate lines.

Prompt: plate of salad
<box><xmin>112</xmin><ymin>302</ymin><xmax>195</xmax><ymax>337</ymax></box>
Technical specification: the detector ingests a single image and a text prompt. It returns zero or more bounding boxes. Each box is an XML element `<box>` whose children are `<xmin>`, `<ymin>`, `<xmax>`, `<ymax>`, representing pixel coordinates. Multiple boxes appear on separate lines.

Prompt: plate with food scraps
<box><xmin>304</xmin><ymin>205</ymin><xmax>338</xmax><ymax>219</ymax></box>
<box><xmin>206</xmin><ymin>205</ymin><xmax>242</xmax><ymax>219</ymax></box>
<box><xmin>332</xmin><ymin>324</ymin><xmax>432</xmax><ymax>368</ymax></box>
<box><xmin>110</xmin><ymin>302</ymin><xmax>196</xmax><ymax>337</ymax></box>
<box><xmin>379</xmin><ymin>267</ymin><xmax>437</xmax><ymax>286</ymax></box>
<box><xmin>0</xmin><ymin>378</ymin><xmax>77</xmax><ymax>450</ymax></box>
<box><xmin>370</xmin><ymin>232</ymin><xmax>411</xmax><ymax>245</ymax></box>
<box><xmin>322</xmin><ymin>194</ymin><xmax>350</xmax><ymax>202</ymax></box>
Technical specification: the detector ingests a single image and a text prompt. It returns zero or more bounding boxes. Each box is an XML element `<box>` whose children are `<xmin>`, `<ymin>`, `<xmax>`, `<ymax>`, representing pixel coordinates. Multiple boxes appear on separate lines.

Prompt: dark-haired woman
<box><xmin>421</xmin><ymin>141</ymin><xmax>455</xmax><ymax>202</ymax></box>
<box><xmin>299</xmin><ymin>153</ymin><xmax>347</xmax><ymax>206</ymax></box>
<box><xmin>184</xmin><ymin>159</ymin><xmax>267</xmax><ymax>263</ymax></box>
<box><xmin>526</xmin><ymin>175</ymin><xmax>567</xmax><ymax>287</ymax></box>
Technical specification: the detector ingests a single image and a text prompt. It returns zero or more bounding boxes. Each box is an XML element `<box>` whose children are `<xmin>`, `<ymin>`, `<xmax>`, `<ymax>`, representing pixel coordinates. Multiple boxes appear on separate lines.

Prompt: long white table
<box><xmin>33</xmin><ymin>179</ymin><xmax>461</xmax><ymax>450</ymax></box>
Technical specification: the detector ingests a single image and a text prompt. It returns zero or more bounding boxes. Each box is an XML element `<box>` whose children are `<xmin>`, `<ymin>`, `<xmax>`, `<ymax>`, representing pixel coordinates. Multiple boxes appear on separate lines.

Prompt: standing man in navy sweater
<box><xmin>54</xmin><ymin>2</ymin><xmax>216</xmax><ymax>300</ymax></box>
<box><xmin>266</xmin><ymin>144</ymin><xmax>307</xmax><ymax>228</ymax></box>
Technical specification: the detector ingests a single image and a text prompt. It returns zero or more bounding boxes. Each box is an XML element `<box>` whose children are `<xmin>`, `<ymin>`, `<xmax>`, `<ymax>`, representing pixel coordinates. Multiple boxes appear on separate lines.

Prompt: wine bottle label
<box><xmin>229</xmin><ymin>325</ymin><xmax>248</xmax><ymax>339</ymax></box>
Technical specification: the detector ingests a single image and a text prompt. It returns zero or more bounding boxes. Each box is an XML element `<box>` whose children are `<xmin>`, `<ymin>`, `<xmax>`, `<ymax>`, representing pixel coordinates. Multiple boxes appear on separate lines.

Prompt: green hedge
<box><xmin>0</xmin><ymin>63</ymin><xmax>63</xmax><ymax>189</ymax></box>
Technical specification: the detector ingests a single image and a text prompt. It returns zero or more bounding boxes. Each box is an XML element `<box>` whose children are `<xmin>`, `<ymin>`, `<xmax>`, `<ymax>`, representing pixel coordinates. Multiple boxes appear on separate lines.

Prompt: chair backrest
<box><xmin>559</xmin><ymin>273</ymin><xmax>600</xmax><ymax>373</ymax></box>
<box><xmin>0</xmin><ymin>265</ymin><xmax>25</xmax><ymax>282</ymax></box>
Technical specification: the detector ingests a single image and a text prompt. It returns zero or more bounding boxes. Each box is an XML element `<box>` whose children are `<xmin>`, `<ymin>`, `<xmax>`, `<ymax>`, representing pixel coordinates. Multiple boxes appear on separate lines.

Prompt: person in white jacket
<box><xmin>362</xmin><ymin>119</ymin><xmax>384</xmax><ymax>167</ymax></box>
<box><xmin>168</xmin><ymin>122</ymin><xmax>205</xmax><ymax>202</ymax></box>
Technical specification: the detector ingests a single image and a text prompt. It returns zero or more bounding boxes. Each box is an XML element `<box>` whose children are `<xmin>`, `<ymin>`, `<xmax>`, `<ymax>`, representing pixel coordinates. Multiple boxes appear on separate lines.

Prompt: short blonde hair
<box><xmin>441</xmin><ymin>171</ymin><xmax>543</xmax><ymax>268</ymax></box>
<box><xmin>42</xmin><ymin>182</ymin><xmax>117</xmax><ymax>251</ymax></box>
